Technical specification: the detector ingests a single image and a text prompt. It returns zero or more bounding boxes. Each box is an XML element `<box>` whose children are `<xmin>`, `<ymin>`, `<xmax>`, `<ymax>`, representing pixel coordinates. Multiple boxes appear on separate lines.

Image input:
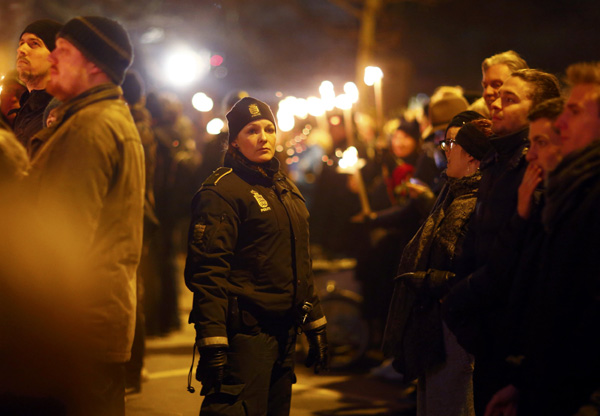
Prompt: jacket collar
<box><xmin>30</xmin><ymin>83</ymin><xmax>123</xmax><ymax>163</ymax></box>
<box><xmin>12</xmin><ymin>89</ymin><xmax>53</xmax><ymax>116</ymax></box>
<box><xmin>481</xmin><ymin>127</ymin><xmax>529</xmax><ymax>171</ymax></box>
<box><xmin>224</xmin><ymin>150</ymin><xmax>281</xmax><ymax>186</ymax></box>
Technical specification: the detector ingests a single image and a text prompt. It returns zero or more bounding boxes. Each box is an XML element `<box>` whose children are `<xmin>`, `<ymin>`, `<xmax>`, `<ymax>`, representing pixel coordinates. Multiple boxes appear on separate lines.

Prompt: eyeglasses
<box><xmin>440</xmin><ymin>139</ymin><xmax>456</xmax><ymax>152</ymax></box>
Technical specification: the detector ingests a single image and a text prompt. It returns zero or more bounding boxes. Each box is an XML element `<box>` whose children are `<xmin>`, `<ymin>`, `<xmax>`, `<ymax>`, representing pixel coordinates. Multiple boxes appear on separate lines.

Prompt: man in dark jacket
<box><xmin>486</xmin><ymin>61</ymin><xmax>600</xmax><ymax>416</ymax></box>
<box><xmin>443</xmin><ymin>69</ymin><xmax>561</xmax><ymax>414</ymax></box>
<box><xmin>13</xmin><ymin>19</ymin><xmax>62</xmax><ymax>150</ymax></box>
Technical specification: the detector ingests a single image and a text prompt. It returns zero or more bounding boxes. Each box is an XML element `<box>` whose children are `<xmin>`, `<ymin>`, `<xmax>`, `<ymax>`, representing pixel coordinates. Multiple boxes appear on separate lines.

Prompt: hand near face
<box><xmin>517</xmin><ymin>163</ymin><xmax>542</xmax><ymax>219</ymax></box>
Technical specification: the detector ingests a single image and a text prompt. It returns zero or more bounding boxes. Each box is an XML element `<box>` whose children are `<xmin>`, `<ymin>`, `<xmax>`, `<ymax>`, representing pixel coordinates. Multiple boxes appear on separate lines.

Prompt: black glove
<box><xmin>401</xmin><ymin>269</ymin><xmax>456</xmax><ymax>299</ymax></box>
<box><xmin>196</xmin><ymin>346</ymin><xmax>227</xmax><ymax>393</ymax></box>
<box><xmin>304</xmin><ymin>326</ymin><xmax>329</xmax><ymax>374</ymax></box>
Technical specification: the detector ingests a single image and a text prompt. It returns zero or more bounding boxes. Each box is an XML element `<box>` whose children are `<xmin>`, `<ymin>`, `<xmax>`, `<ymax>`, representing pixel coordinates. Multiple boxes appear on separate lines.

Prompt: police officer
<box><xmin>184</xmin><ymin>97</ymin><xmax>328</xmax><ymax>415</ymax></box>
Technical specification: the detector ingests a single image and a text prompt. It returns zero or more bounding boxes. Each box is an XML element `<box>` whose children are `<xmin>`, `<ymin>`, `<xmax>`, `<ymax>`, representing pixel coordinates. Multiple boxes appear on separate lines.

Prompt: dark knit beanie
<box><xmin>454</xmin><ymin>122</ymin><xmax>491</xmax><ymax>161</ymax></box>
<box><xmin>396</xmin><ymin>119</ymin><xmax>421</xmax><ymax>141</ymax></box>
<box><xmin>122</xmin><ymin>70</ymin><xmax>144</xmax><ymax>106</ymax></box>
<box><xmin>226</xmin><ymin>97</ymin><xmax>276</xmax><ymax>143</ymax></box>
<box><xmin>445</xmin><ymin>110</ymin><xmax>485</xmax><ymax>136</ymax></box>
<box><xmin>20</xmin><ymin>19</ymin><xmax>63</xmax><ymax>51</ymax></box>
<box><xmin>58</xmin><ymin>16</ymin><xmax>133</xmax><ymax>85</ymax></box>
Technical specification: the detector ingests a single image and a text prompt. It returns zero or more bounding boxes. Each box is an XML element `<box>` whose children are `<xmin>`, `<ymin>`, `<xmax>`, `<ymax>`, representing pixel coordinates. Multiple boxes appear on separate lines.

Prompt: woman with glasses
<box><xmin>383</xmin><ymin>111</ymin><xmax>492</xmax><ymax>416</ymax></box>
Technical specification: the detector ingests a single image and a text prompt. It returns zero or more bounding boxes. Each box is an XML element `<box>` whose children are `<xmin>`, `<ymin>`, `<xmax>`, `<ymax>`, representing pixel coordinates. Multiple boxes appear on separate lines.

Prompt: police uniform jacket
<box><xmin>185</xmin><ymin>151</ymin><xmax>326</xmax><ymax>348</ymax></box>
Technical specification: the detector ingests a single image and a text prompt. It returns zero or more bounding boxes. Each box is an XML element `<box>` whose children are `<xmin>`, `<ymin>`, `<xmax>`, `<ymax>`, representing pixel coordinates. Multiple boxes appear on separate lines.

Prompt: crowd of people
<box><xmin>0</xmin><ymin>12</ymin><xmax>598</xmax><ymax>416</ymax></box>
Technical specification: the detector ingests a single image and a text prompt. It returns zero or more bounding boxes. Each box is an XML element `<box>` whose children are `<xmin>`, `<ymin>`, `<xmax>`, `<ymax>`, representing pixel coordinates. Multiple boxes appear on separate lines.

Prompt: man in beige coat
<box><xmin>26</xmin><ymin>16</ymin><xmax>144</xmax><ymax>416</ymax></box>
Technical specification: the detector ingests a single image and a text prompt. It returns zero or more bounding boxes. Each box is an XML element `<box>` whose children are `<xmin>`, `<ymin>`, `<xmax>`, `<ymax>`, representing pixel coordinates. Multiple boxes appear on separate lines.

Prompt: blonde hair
<box><xmin>482</xmin><ymin>50</ymin><xmax>528</xmax><ymax>73</ymax></box>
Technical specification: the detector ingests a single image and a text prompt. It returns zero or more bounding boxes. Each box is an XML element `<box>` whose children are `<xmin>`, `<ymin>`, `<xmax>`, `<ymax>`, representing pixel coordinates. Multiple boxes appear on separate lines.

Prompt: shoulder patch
<box><xmin>203</xmin><ymin>167</ymin><xmax>233</xmax><ymax>186</ymax></box>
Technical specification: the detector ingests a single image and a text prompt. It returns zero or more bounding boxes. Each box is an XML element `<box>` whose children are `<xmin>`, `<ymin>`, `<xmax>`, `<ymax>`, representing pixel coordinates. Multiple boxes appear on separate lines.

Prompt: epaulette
<box><xmin>202</xmin><ymin>167</ymin><xmax>233</xmax><ymax>186</ymax></box>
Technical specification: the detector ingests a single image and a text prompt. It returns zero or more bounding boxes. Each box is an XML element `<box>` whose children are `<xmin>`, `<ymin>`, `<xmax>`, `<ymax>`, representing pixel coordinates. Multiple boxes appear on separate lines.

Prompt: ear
<box><xmin>86</xmin><ymin>60</ymin><xmax>103</xmax><ymax>75</ymax></box>
<box><xmin>231</xmin><ymin>141</ymin><xmax>239</xmax><ymax>148</ymax></box>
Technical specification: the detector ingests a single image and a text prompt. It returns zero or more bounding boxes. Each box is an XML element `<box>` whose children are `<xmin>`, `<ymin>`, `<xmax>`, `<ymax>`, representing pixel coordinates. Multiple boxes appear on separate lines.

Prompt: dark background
<box><xmin>1</xmin><ymin>0</ymin><xmax>598</xmax><ymax>115</ymax></box>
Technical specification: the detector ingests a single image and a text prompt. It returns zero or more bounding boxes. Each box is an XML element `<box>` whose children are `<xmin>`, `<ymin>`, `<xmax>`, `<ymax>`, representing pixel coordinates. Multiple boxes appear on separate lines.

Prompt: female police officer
<box><xmin>184</xmin><ymin>97</ymin><xmax>328</xmax><ymax>415</ymax></box>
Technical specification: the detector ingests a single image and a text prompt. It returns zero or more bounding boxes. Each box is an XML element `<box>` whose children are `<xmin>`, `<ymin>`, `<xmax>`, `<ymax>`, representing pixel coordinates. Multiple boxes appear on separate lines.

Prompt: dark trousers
<box><xmin>200</xmin><ymin>328</ymin><xmax>296</xmax><ymax>416</ymax></box>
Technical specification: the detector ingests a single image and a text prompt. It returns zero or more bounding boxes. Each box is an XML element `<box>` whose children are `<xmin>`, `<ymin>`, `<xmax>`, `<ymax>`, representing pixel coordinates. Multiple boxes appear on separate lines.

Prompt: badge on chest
<box><xmin>251</xmin><ymin>190</ymin><xmax>271</xmax><ymax>212</ymax></box>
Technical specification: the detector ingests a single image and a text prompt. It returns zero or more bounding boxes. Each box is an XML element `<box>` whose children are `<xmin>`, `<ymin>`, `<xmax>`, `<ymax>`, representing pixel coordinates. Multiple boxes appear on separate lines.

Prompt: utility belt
<box><xmin>226</xmin><ymin>296</ymin><xmax>313</xmax><ymax>336</ymax></box>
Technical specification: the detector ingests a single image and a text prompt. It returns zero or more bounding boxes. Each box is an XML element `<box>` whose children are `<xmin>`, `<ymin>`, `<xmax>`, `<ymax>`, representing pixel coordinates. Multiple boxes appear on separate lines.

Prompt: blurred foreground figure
<box><xmin>9</xmin><ymin>16</ymin><xmax>144</xmax><ymax>416</ymax></box>
<box><xmin>184</xmin><ymin>97</ymin><xmax>328</xmax><ymax>415</ymax></box>
<box><xmin>0</xmin><ymin>70</ymin><xmax>26</xmax><ymax>128</ymax></box>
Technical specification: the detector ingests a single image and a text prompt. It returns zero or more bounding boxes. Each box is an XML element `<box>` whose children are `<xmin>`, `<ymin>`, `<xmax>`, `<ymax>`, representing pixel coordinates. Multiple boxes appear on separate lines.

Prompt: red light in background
<box><xmin>210</xmin><ymin>55</ymin><xmax>224</xmax><ymax>66</ymax></box>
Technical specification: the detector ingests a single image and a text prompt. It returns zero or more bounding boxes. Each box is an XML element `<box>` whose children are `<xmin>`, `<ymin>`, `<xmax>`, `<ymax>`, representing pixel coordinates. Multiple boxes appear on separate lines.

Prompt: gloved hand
<box><xmin>400</xmin><ymin>269</ymin><xmax>456</xmax><ymax>299</ymax></box>
<box><xmin>426</xmin><ymin>269</ymin><xmax>456</xmax><ymax>299</ymax></box>
<box><xmin>304</xmin><ymin>326</ymin><xmax>329</xmax><ymax>374</ymax></box>
<box><xmin>196</xmin><ymin>346</ymin><xmax>227</xmax><ymax>393</ymax></box>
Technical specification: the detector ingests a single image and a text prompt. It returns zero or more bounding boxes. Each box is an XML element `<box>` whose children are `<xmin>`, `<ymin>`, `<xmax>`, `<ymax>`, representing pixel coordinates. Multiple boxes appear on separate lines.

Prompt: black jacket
<box><xmin>444</xmin><ymin>128</ymin><xmax>530</xmax><ymax>353</ymax></box>
<box><xmin>442</xmin><ymin>128</ymin><xmax>530</xmax><ymax>414</ymax></box>
<box><xmin>517</xmin><ymin>141</ymin><xmax>600</xmax><ymax>415</ymax></box>
<box><xmin>13</xmin><ymin>89</ymin><xmax>53</xmax><ymax>149</ymax></box>
<box><xmin>184</xmin><ymin>152</ymin><xmax>326</xmax><ymax>348</ymax></box>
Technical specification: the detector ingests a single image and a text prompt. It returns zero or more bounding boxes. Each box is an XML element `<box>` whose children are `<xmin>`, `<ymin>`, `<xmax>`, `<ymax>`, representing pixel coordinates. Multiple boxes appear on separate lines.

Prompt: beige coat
<box><xmin>28</xmin><ymin>83</ymin><xmax>145</xmax><ymax>363</ymax></box>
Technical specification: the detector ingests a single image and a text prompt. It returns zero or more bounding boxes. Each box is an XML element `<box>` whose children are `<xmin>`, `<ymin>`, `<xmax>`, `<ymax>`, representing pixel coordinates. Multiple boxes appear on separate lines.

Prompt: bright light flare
<box><xmin>277</xmin><ymin>110</ymin><xmax>295</xmax><ymax>132</ymax></box>
<box><xmin>319</xmin><ymin>81</ymin><xmax>336</xmax><ymax>111</ymax></box>
<box><xmin>294</xmin><ymin>98</ymin><xmax>309</xmax><ymax>119</ymax></box>
<box><xmin>163</xmin><ymin>46</ymin><xmax>210</xmax><ymax>87</ymax></box>
<box><xmin>334</xmin><ymin>94</ymin><xmax>352</xmax><ymax>110</ymax></box>
<box><xmin>206</xmin><ymin>118</ymin><xmax>225</xmax><ymax>135</ymax></box>
<box><xmin>337</xmin><ymin>146</ymin><xmax>366</xmax><ymax>173</ymax></box>
<box><xmin>307</xmin><ymin>96</ymin><xmax>326</xmax><ymax>117</ymax></box>
<box><xmin>344</xmin><ymin>82</ymin><xmax>359</xmax><ymax>103</ymax></box>
<box><xmin>192</xmin><ymin>92</ymin><xmax>214</xmax><ymax>112</ymax></box>
<box><xmin>364</xmin><ymin>66</ymin><xmax>383</xmax><ymax>86</ymax></box>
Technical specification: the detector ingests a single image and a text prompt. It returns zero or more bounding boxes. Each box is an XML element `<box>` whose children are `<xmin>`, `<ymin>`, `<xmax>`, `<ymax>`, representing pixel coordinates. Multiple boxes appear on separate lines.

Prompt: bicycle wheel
<box><xmin>319</xmin><ymin>293</ymin><xmax>370</xmax><ymax>370</ymax></box>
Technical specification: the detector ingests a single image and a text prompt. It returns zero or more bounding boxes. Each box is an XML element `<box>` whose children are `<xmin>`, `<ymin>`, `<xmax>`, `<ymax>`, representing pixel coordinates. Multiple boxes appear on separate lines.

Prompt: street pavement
<box><xmin>126</xmin><ymin>266</ymin><xmax>417</xmax><ymax>415</ymax></box>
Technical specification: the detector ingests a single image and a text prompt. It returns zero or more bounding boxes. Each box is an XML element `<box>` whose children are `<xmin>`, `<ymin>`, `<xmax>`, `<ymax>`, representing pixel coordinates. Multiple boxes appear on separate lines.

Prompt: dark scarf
<box><xmin>542</xmin><ymin>140</ymin><xmax>600</xmax><ymax>231</ymax></box>
<box><xmin>223</xmin><ymin>148</ymin><xmax>280</xmax><ymax>186</ymax></box>
<box><xmin>398</xmin><ymin>171</ymin><xmax>482</xmax><ymax>274</ymax></box>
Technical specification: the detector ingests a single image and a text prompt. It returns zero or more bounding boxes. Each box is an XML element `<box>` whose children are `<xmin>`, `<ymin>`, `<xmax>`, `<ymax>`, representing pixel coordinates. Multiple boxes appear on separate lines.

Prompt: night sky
<box><xmin>1</xmin><ymin>0</ymin><xmax>598</xmax><ymax>115</ymax></box>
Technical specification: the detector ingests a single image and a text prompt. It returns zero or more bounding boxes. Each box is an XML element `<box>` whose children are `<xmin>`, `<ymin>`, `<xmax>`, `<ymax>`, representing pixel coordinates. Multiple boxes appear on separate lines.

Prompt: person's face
<box><xmin>232</xmin><ymin>119</ymin><xmax>277</xmax><ymax>163</ymax></box>
<box><xmin>46</xmin><ymin>38</ymin><xmax>95</xmax><ymax>102</ymax></box>
<box><xmin>491</xmin><ymin>76</ymin><xmax>534</xmax><ymax>136</ymax></box>
<box><xmin>482</xmin><ymin>63</ymin><xmax>513</xmax><ymax>112</ymax></box>
<box><xmin>16</xmin><ymin>33</ymin><xmax>52</xmax><ymax>88</ymax></box>
<box><xmin>555</xmin><ymin>84</ymin><xmax>600</xmax><ymax>156</ymax></box>
<box><xmin>526</xmin><ymin>117</ymin><xmax>563</xmax><ymax>177</ymax></box>
<box><xmin>444</xmin><ymin>126</ymin><xmax>473</xmax><ymax>178</ymax></box>
<box><xmin>390</xmin><ymin>129</ymin><xmax>417</xmax><ymax>158</ymax></box>
<box><xmin>0</xmin><ymin>81</ymin><xmax>26</xmax><ymax>120</ymax></box>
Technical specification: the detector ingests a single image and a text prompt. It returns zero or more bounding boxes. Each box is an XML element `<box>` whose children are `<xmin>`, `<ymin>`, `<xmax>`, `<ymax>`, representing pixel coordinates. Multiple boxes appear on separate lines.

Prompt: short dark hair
<box><xmin>527</xmin><ymin>97</ymin><xmax>565</xmax><ymax>122</ymax></box>
<box><xmin>511</xmin><ymin>69</ymin><xmax>561</xmax><ymax>108</ymax></box>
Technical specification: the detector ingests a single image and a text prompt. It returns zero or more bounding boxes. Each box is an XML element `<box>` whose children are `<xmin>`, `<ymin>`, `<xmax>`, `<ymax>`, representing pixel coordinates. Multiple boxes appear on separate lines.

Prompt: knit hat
<box><xmin>121</xmin><ymin>70</ymin><xmax>144</xmax><ymax>106</ymax></box>
<box><xmin>445</xmin><ymin>110</ymin><xmax>486</xmax><ymax>134</ymax></box>
<box><xmin>57</xmin><ymin>16</ymin><xmax>133</xmax><ymax>85</ymax></box>
<box><xmin>396</xmin><ymin>118</ymin><xmax>421</xmax><ymax>141</ymax></box>
<box><xmin>454</xmin><ymin>122</ymin><xmax>491</xmax><ymax>161</ymax></box>
<box><xmin>226</xmin><ymin>97</ymin><xmax>276</xmax><ymax>143</ymax></box>
<box><xmin>20</xmin><ymin>19</ymin><xmax>63</xmax><ymax>51</ymax></box>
